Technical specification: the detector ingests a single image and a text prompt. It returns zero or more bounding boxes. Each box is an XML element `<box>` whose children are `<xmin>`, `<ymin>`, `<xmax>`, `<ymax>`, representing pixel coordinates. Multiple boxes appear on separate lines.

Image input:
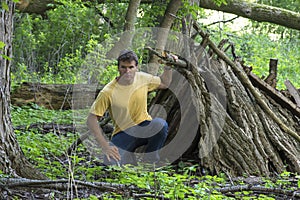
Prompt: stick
<box><xmin>284</xmin><ymin>79</ymin><xmax>300</xmax><ymax>107</ymax></box>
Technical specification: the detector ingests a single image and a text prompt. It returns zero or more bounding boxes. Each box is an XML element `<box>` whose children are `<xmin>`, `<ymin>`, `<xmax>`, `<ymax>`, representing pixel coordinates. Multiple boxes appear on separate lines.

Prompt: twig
<box><xmin>205</xmin><ymin>16</ymin><xmax>239</xmax><ymax>27</ymax></box>
<box><xmin>132</xmin><ymin>193</ymin><xmax>169</xmax><ymax>199</ymax></box>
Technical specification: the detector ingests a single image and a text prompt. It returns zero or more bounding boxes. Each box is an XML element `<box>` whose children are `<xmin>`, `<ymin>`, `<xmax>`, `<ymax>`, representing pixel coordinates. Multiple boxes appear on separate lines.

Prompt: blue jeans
<box><xmin>105</xmin><ymin>118</ymin><xmax>168</xmax><ymax>165</ymax></box>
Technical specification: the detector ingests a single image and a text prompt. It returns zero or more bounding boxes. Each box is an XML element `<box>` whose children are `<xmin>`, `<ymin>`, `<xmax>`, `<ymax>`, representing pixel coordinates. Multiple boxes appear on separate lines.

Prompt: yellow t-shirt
<box><xmin>90</xmin><ymin>72</ymin><xmax>161</xmax><ymax>135</ymax></box>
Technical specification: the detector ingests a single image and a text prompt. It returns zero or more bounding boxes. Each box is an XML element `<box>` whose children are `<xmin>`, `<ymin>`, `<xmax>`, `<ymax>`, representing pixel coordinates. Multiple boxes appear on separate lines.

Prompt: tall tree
<box><xmin>0</xmin><ymin>0</ymin><xmax>46</xmax><ymax>179</ymax></box>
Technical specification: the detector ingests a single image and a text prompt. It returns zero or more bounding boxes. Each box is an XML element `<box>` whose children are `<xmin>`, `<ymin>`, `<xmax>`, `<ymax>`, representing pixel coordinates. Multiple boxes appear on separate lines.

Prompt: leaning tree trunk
<box><xmin>0</xmin><ymin>0</ymin><xmax>46</xmax><ymax>180</ymax></box>
<box><xmin>149</xmin><ymin>21</ymin><xmax>300</xmax><ymax>176</ymax></box>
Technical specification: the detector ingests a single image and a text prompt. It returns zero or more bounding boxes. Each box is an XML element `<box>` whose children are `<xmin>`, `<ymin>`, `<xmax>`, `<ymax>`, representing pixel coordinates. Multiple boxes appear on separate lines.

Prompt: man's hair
<box><xmin>117</xmin><ymin>50</ymin><xmax>139</xmax><ymax>66</ymax></box>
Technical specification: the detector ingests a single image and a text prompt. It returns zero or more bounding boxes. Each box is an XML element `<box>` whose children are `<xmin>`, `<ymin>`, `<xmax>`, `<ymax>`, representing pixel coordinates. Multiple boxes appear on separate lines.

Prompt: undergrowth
<box><xmin>9</xmin><ymin>105</ymin><xmax>300</xmax><ymax>199</ymax></box>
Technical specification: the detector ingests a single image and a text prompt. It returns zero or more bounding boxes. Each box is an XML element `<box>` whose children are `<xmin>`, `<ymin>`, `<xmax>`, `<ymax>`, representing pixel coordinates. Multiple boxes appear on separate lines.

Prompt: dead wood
<box><xmin>2</xmin><ymin>176</ymin><xmax>299</xmax><ymax>199</ymax></box>
<box><xmin>264</xmin><ymin>58</ymin><xmax>278</xmax><ymax>88</ymax></box>
<box><xmin>0</xmin><ymin>177</ymin><xmax>164</xmax><ymax>199</ymax></box>
<box><xmin>284</xmin><ymin>79</ymin><xmax>300</xmax><ymax>107</ymax></box>
<box><xmin>247</xmin><ymin>70</ymin><xmax>300</xmax><ymax>118</ymax></box>
<box><xmin>147</xmin><ymin>18</ymin><xmax>300</xmax><ymax>176</ymax></box>
<box><xmin>14</xmin><ymin>121</ymin><xmax>113</xmax><ymax>136</ymax></box>
<box><xmin>216</xmin><ymin>185</ymin><xmax>300</xmax><ymax>198</ymax></box>
<box><xmin>11</xmin><ymin>83</ymin><xmax>103</xmax><ymax>110</ymax></box>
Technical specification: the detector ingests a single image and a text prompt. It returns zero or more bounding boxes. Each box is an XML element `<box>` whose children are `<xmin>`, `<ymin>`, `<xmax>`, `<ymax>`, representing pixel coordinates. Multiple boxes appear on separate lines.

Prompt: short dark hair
<box><xmin>117</xmin><ymin>50</ymin><xmax>138</xmax><ymax>66</ymax></box>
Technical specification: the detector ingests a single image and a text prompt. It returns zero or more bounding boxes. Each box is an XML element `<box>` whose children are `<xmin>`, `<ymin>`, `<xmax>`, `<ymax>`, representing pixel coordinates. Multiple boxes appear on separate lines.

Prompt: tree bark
<box><xmin>0</xmin><ymin>1</ymin><xmax>47</xmax><ymax>180</ymax></box>
<box><xmin>147</xmin><ymin>0</ymin><xmax>182</xmax><ymax>75</ymax></box>
<box><xmin>16</xmin><ymin>0</ymin><xmax>300</xmax><ymax>31</ymax></box>
<box><xmin>199</xmin><ymin>0</ymin><xmax>300</xmax><ymax>31</ymax></box>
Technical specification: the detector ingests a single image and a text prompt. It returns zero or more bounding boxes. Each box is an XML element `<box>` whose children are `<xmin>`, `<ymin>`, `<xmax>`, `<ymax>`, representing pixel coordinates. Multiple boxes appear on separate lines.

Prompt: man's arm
<box><xmin>87</xmin><ymin>113</ymin><xmax>120</xmax><ymax>161</ymax></box>
<box><xmin>158</xmin><ymin>67</ymin><xmax>173</xmax><ymax>89</ymax></box>
<box><xmin>158</xmin><ymin>54</ymin><xmax>178</xmax><ymax>89</ymax></box>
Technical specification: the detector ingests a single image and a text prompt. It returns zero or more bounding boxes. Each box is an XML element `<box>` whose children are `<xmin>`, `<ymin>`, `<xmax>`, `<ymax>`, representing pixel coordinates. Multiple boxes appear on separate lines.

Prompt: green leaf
<box><xmin>1</xmin><ymin>2</ymin><xmax>9</xmax><ymax>11</ymax></box>
<box><xmin>0</xmin><ymin>41</ymin><xmax>5</xmax><ymax>49</ymax></box>
<box><xmin>1</xmin><ymin>54</ymin><xmax>12</xmax><ymax>60</ymax></box>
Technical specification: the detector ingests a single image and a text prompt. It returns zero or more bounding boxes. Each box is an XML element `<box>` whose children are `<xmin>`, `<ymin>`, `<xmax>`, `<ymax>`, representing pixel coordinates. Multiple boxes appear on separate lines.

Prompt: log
<box><xmin>11</xmin><ymin>82</ymin><xmax>103</xmax><ymax>110</ymax></box>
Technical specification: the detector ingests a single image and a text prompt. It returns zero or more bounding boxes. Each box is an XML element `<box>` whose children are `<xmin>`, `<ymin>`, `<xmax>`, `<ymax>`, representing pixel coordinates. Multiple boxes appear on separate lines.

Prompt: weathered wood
<box><xmin>11</xmin><ymin>82</ymin><xmax>103</xmax><ymax>110</ymax></box>
<box><xmin>248</xmin><ymin>72</ymin><xmax>300</xmax><ymax>118</ymax></box>
<box><xmin>264</xmin><ymin>58</ymin><xmax>278</xmax><ymax>88</ymax></box>
<box><xmin>199</xmin><ymin>0</ymin><xmax>300</xmax><ymax>31</ymax></box>
<box><xmin>284</xmin><ymin>79</ymin><xmax>300</xmax><ymax>107</ymax></box>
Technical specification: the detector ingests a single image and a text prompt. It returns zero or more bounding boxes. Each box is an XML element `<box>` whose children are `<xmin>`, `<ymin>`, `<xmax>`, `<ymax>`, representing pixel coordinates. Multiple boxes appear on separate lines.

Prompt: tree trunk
<box><xmin>147</xmin><ymin>0</ymin><xmax>182</xmax><ymax>75</ymax></box>
<box><xmin>0</xmin><ymin>0</ymin><xmax>47</xmax><ymax>180</ymax></box>
<box><xmin>149</xmin><ymin>20</ymin><xmax>300</xmax><ymax>176</ymax></box>
<box><xmin>106</xmin><ymin>0</ymin><xmax>141</xmax><ymax>59</ymax></box>
<box><xmin>16</xmin><ymin>0</ymin><xmax>300</xmax><ymax>31</ymax></box>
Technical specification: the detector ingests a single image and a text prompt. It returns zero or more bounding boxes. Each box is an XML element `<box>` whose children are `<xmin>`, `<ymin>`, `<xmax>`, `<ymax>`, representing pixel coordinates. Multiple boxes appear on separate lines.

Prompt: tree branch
<box><xmin>199</xmin><ymin>0</ymin><xmax>300</xmax><ymax>30</ymax></box>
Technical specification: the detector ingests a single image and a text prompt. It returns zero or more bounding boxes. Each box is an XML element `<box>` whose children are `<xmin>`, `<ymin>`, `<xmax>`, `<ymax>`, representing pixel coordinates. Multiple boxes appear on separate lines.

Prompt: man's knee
<box><xmin>152</xmin><ymin>118</ymin><xmax>168</xmax><ymax>137</ymax></box>
<box><xmin>152</xmin><ymin>118</ymin><xmax>168</xmax><ymax>128</ymax></box>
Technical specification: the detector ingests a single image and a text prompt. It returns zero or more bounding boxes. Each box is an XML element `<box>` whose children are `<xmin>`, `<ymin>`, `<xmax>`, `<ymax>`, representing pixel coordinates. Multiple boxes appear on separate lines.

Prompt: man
<box><xmin>87</xmin><ymin>50</ymin><xmax>174</xmax><ymax>165</ymax></box>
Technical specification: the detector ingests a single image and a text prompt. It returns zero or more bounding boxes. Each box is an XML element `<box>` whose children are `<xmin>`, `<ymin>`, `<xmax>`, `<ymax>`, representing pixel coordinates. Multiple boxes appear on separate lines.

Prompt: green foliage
<box><xmin>137</xmin><ymin>2</ymin><xmax>166</xmax><ymax>27</ymax></box>
<box><xmin>13</xmin><ymin>0</ymin><xmax>101</xmax><ymax>83</ymax></box>
<box><xmin>205</xmin><ymin>26</ymin><xmax>300</xmax><ymax>89</ymax></box>
<box><xmin>0</xmin><ymin>41</ymin><xmax>5</xmax><ymax>49</ymax></box>
<box><xmin>1</xmin><ymin>2</ymin><xmax>9</xmax><ymax>11</ymax></box>
<box><xmin>11</xmin><ymin>104</ymin><xmax>74</xmax><ymax>126</ymax></box>
<box><xmin>0</xmin><ymin>40</ymin><xmax>11</xmax><ymax>60</ymax></box>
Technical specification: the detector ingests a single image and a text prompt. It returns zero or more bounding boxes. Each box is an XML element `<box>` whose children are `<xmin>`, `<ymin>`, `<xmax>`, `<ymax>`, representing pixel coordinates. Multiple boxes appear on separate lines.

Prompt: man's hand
<box><xmin>87</xmin><ymin>113</ymin><xmax>121</xmax><ymax>162</ymax></box>
<box><xmin>102</xmin><ymin>145</ymin><xmax>121</xmax><ymax>162</ymax></box>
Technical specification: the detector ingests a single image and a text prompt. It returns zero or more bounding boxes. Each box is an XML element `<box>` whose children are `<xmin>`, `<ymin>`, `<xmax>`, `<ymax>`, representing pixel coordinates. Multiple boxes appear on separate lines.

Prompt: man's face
<box><xmin>118</xmin><ymin>60</ymin><xmax>138</xmax><ymax>85</ymax></box>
